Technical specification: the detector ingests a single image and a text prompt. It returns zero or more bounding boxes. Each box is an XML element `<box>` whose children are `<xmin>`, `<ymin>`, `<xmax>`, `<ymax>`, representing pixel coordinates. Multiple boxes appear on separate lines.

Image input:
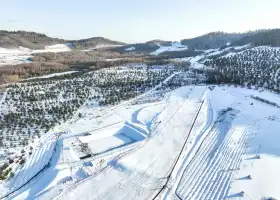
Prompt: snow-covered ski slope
<box><xmin>163</xmin><ymin>86</ymin><xmax>280</xmax><ymax>200</ymax></box>
<box><xmin>0</xmin><ymin>135</ymin><xmax>57</xmax><ymax>197</ymax></box>
<box><xmin>4</xmin><ymin>85</ymin><xmax>280</xmax><ymax>200</ymax></box>
<box><xmin>57</xmin><ymin>87</ymin><xmax>205</xmax><ymax>200</ymax></box>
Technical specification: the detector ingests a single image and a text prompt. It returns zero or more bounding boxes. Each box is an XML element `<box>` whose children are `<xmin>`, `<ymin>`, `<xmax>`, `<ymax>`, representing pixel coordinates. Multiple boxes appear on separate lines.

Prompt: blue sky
<box><xmin>1</xmin><ymin>0</ymin><xmax>280</xmax><ymax>43</ymax></box>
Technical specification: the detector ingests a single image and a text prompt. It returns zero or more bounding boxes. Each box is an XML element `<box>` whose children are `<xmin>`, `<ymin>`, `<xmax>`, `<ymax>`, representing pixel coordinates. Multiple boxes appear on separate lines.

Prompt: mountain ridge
<box><xmin>0</xmin><ymin>30</ymin><xmax>125</xmax><ymax>49</ymax></box>
<box><xmin>1</xmin><ymin>29</ymin><xmax>280</xmax><ymax>52</ymax></box>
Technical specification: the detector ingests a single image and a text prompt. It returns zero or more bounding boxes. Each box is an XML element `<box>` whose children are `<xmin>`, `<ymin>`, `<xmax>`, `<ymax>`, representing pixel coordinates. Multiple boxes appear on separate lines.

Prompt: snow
<box><xmin>0</xmin><ymin>135</ymin><xmax>57</xmax><ymax>197</ymax></box>
<box><xmin>229</xmin><ymin>113</ymin><xmax>280</xmax><ymax>199</ymax></box>
<box><xmin>24</xmin><ymin>71</ymin><xmax>78</xmax><ymax>80</ymax></box>
<box><xmin>203</xmin><ymin>45</ymin><xmax>251</xmax><ymax>59</ymax></box>
<box><xmin>58</xmin><ymin>71</ymin><xmax>179</xmax><ymax>135</ymax></box>
<box><xmin>221</xmin><ymin>45</ymin><xmax>279</xmax><ymax>59</ymax></box>
<box><xmin>234</xmin><ymin>44</ymin><xmax>251</xmax><ymax>50</ymax></box>
<box><xmin>0</xmin><ymin>44</ymin><xmax>71</xmax><ymax>66</ymax></box>
<box><xmin>0</xmin><ymin>47</ymin><xmax>32</xmax><ymax>65</ymax></box>
<box><xmin>92</xmin><ymin>44</ymin><xmax>123</xmax><ymax>49</ymax></box>
<box><xmin>86</xmin><ymin>134</ymin><xmax>133</xmax><ymax>154</ymax></box>
<box><xmin>125</xmin><ymin>47</ymin><xmax>135</xmax><ymax>51</ymax></box>
<box><xmin>75</xmin><ymin>122</ymin><xmax>146</xmax><ymax>155</ymax></box>
<box><xmin>44</xmin><ymin>44</ymin><xmax>71</xmax><ymax>51</ymax></box>
<box><xmin>172</xmin><ymin>54</ymin><xmax>206</xmax><ymax>69</ymax></box>
<box><xmin>57</xmin><ymin>86</ymin><xmax>204</xmax><ymax>200</ymax></box>
<box><xmin>150</xmin><ymin>42</ymin><xmax>188</xmax><ymax>55</ymax></box>
<box><xmin>0</xmin><ymin>47</ymin><xmax>30</xmax><ymax>55</ymax></box>
<box><xmin>131</xmin><ymin>103</ymin><xmax>165</xmax><ymax>127</ymax></box>
<box><xmin>162</xmin><ymin>86</ymin><xmax>280</xmax><ymax>200</ymax></box>
<box><xmin>3</xmin><ymin>84</ymin><xmax>280</xmax><ymax>200</ymax></box>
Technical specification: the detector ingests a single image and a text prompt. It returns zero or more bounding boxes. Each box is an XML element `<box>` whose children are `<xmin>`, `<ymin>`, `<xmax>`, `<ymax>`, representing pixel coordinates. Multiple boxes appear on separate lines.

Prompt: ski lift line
<box><xmin>75</xmin><ymin>136</ymin><xmax>95</xmax><ymax>157</ymax></box>
<box><xmin>151</xmin><ymin>100</ymin><xmax>205</xmax><ymax>200</ymax></box>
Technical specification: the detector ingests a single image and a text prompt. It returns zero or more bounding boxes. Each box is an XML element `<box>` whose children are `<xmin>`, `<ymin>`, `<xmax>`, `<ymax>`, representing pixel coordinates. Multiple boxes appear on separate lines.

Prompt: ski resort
<box><xmin>1</xmin><ymin>1</ymin><xmax>280</xmax><ymax>199</ymax></box>
<box><xmin>1</xmin><ymin>78</ymin><xmax>280</xmax><ymax>199</ymax></box>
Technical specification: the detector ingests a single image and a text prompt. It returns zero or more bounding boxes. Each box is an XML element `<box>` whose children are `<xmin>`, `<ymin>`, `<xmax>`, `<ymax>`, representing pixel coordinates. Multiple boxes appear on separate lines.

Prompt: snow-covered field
<box><xmin>150</xmin><ymin>42</ymin><xmax>188</xmax><ymax>55</ymax></box>
<box><xmin>0</xmin><ymin>44</ymin><xmax>71</xmax><ymax>66</ymax></box>
<box><xmin>23</xmin><ymin>71</ymin><xmax>78</xmax><ymax>80</ymax></box>
<box><xmin>1</xmin><ymin>74</ymin><xmax>280</xmax><ymax>199</ymax></box>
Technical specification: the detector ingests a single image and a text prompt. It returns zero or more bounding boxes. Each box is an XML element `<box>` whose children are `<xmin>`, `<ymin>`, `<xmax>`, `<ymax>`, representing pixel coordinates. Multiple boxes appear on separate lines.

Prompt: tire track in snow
<box><xmin>211</xmin><ymin>139</ymin><xmax>245</xmax><ymax>200</ymax></box>
<box><xmin>195</xmin><ymin>126</ymin><xmax>245</xmax><ymax>199</ymax></box>
<box><xmin>205</xmin><ymin>129</ymin><xmax>246</xmax><ymax>200</ymax></box>
<box><xmin>175</xmin><ymin>109</ymin><xmax>237</xmax><ymax>199</ymax></box>
<box><xmin>220</xmin><ymin>120</ymin><xmax>262</xmax><ymax>200</ymax></box>
<box><xmin>175</xmin><ymin>118</ymin><xmax>226</xmax><ymax>197</ymax></box>
<box><xmin>189</xmin><ymin>131</ymin><xmax>235</xmax><ymax>199</ymax></box>
<box><xmin>161</xmin><ymin>96</ymin><xmax>213</xmax><ymax>200</ymax></box>
<box><xmin>175</xmin><ymin>126</ymin><xmax>221</xmax><ymax>197</ymax></box>
<box><xmin>177</xmin><ymin>122</ymin><xmax>234</xmax><ymax>199</ymax></box>
<box><xmin>214</xmin><ymin>130</ymin><xmax>249</xmax><ymax>200</ymax></box>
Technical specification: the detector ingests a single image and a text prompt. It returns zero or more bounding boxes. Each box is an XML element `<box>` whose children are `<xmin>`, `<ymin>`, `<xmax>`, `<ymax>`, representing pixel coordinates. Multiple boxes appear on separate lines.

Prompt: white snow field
<box><xmin>125</xmin><ymin>47</ymin><xmax>136</xmax><ymax>51</ymax></box>
<box><xmin>0</xmin><ymin>44</ymin><xmax>71</xmax><ymax>66</ymax></box>
<box><xmin>150</xmin><ymin>42</ymin><xmax>188</xmax><ymax>55</ymax></box>
<box><xmin>57</xmin><ymin>86</ymin><xmax>205</xmax><ymax>200</ymax></box>
<box><xmin>2</xmin><ymin>84</ymin><xmax>280</xmax><ymax>200</ymax></box>
<box><xmin>23</xmin><ymin>71</ymin><xmax>79</xmax><ymax>80</ymax></box>
<box><xmin>162</xmin><ymin>86</ymin><xmax>280</xmax><ymax>200</ymax></box>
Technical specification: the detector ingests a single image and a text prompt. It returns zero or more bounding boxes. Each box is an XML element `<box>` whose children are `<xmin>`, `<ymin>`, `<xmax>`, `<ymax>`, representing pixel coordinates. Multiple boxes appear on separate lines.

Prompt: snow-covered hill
<box><xmin>164</xmin><ymin>86</ymin><xmax>280</xmax><ymax>200</ymax></box>
<box><xmin>1</xmin><ymin>42</ymin><xmax>280</xmax><ymax>200</ymax></box>
<box><xmin>2</xmin><ymin>84</ymin><xmax>280</xmax><ymax>200</ymax></box>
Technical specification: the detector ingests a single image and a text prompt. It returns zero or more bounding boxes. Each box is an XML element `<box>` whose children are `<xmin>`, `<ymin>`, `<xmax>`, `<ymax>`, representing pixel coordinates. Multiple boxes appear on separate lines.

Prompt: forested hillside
<box><xmin>233</xmin><ymin>29</ymin><xmax>280</xmax><ymax>47</ymax></box>
<box><xmin>0</xmin><ymin>31</ymin><xmax>124</xmax><ymax>49</ymax></box>
<box><xmin>204</xmin><ymin>46</ymin><xmax>280</xmax><ymax>92</ymax></box>
<box><xmin>181</xmin><ymin>32</ymin><xmax>248</xmax><ymax>50</ymax></box>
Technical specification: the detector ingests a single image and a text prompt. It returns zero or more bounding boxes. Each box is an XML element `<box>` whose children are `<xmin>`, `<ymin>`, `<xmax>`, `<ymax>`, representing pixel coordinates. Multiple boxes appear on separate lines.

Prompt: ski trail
<box><xmin>175</xmin><ymin>109</ymin><xmax>238</xmax><ymax>200</ymax></box>
<box><xmin>175</xmin><ymin>114</ymin><xmax>263</xmax><ymax>200</ymax></box>
<box><xmin>191</xmin><ymin>130</ymin><xmax>236</xmax><ymax>199</ymax></box>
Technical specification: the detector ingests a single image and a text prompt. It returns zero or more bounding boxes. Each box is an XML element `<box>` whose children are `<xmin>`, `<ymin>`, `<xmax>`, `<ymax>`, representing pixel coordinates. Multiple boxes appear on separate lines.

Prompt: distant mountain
<box><xmin>0</xmin><ymin>30</ymin><xmax>125</xmax><ymax>49</ymax></box>
<box><xmin>232</xmin><ymin>29</ymin><xmax>280</xmax><ymax>47</ymax></box>
<box><xmin>145</xmin><ymin>39</ymin><xmax>172</xmax><ymax>46</ymax></box>
<box><xmin>0</xmin><ymin>30</ymin><xmax>63</xmax><ymax>49</ymax></box>
<box><xmin>181</xmin><ymin>32</ymin><xmax>251</xmax><ymax>50</ymax></box>
<box><xmin>181</xmin><ymin>29</ymin><xmax>280</xmax><ymax>50</ymax></box>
